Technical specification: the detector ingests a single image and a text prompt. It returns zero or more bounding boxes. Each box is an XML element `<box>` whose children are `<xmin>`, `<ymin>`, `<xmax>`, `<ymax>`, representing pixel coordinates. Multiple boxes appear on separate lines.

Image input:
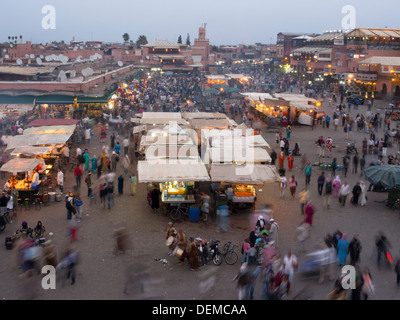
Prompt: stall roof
<box><xmin>189</xmin><ymin>118</ymin><xmax>233</xmax><ymax>130</ymax></box>
<box><xmin>209</xmin><ymin>147</ymin><xmax>272</xmax><ymax>164</ymax></box>
<box><xmin>10</xmin><ymin>146</ymin><xmax>53</xmax><ymax>156</ymax></box>
<box><xmin>140</xmin><ymin>135</ymin><xmax>194</xmax><ymax>147</ymax></box>
<box><xmin>210</xmin><ymin>135</ymin><xmax>270</xmax><ymax>148</ymax></box>
<box><xmin>273</xmin><ymin>93</ymin><xmax>317</xmax><ymax>102</ymax></box>
<box><xmin>137</xmin><ymin>160</ymin><xmax>210</xmax><ymax>182</ymax></box>
<box><xmin>141</xmin><ymin>112</ymin><xmax>182</xmax><ymax>119</ymax></box>
<box><xmin>181</xmin><ymin>112</ymin><xmax>227</xmax><ymax>120</ymax></box>
<box><xmin>0</xmin><ymin>158</ymin><xmax>44</xmax><ymax>173</ymax></box>
<box><xmin>6</xmin><ymin>133</ymin><xmax>72</xmax><ymax>150</ymax></box>
<box><xmin>23</xmin><ymin>125</ymin><xmax>76</xmax><ymax>136</ymax></box>
<box><xmin>145</xmin><ymin>145</ymin><xmax>199</xmax><ymax>160</ymax></box>
<box><xmin>210</xmin><ymin>164</ymin><xmax>280</xmax><ymax>184</ymax></box>
<box><xmin>241</xmin><ymin>92</ymin><xmax>275</xmax><ymax>101</ymax></box>
<box><xmin>27</xmin><ymin>119</ymin><xmax>79</xmax><ymax>127</ymax></box>
<box><xmin>292</xmin><ymin>101</ymin><xmax>317</xmax><ymax>110</ymax></box>
<box><xmin>140</xmin><ymin>118</ymin><xmax>188</xmax><ymax>125</ymax></box>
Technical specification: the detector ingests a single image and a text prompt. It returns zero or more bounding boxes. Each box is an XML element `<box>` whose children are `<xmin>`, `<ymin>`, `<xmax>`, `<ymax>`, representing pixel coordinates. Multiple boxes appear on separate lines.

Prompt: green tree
<box><xmin>123</xmin><ymin>33</ymin><xmax>130</xmax><ymax>42</ymax></box>
<box><xmin>177</xmin><ymin>35</ymin><xmax>182</xmax><ymax>44</ymax></box>
<box><xmin>186</xmin><ymin>33</ymin><xmax>191</xmax><ymax>46</ymax></box>
<box><xmin>136</xmin><ymin>35</ymin><xmax>148</xmax><ymax>46</ymax></box>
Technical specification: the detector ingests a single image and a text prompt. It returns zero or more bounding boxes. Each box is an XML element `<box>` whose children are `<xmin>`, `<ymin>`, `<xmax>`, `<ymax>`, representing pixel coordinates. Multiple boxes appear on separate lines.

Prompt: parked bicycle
<box><xmin>169</xmin><ymin>203</ymin><xmax>203</xmax><ymax>222</ymax></box>
<box><xmin>222</xmin><ymin>241</ymin><xmax>239</xmax><ymax>265</ymax></box>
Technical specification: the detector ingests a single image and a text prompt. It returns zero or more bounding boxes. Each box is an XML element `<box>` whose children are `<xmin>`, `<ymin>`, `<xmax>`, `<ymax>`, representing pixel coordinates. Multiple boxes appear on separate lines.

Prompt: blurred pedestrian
<box><xmin>304</xmin><ymin>201</ymin><xmax>315</xmax><ymax>226</ymax></box>
<box><xmin>269</xmin><ymin>218</ymin><xmax>279</xmax><ymax>248</ymax></box>
<box><xmin>317</xmin><ymin>172</ymin><xmax>325</xmax><ymax>196</ymax></box>
<box><xmin>129</xmin><ymin>173</ymin><xmax>137</xmax><ymax>196</ymax></box>
<box><xmin>348</xmin><ymin>234</ymin><xmax>362</xmax><ymax>265</ymax></box>
<box><xmin>289</xmin><ymin>175</ymin><xmax>297</xmax><ymax>200</ymax></box>
<box><xmin>338</xmin><ymin>181</ymin><xmax>350</xmax><ymax>206</ymax></box>
<box><xmin>298</xmin><ymin>188</ymin><xmax>310</xmax><ymax>214</ymax></box>
<box><xmin>337</xmin><ymin>233</ymin><xmax>349</xmax><ymax>266</ymax></box>
<box><xmin>74</xmin><ymin>192</ymin><xmax>83</xmax><ymax>221</ymax></box>
<box><xmin>118</xmin><ymin>174</ymin><xmax>124</xmax><ymax>195</ymax></box>
<box><xmin>324</xmin><ymin>173</ymin><xmax>333</xmax><ymax>209</ymax></box>
<box><xmin>361</xmin><ymin>268</ymin><xmax>374</xmax><ymax>300</ymax></box>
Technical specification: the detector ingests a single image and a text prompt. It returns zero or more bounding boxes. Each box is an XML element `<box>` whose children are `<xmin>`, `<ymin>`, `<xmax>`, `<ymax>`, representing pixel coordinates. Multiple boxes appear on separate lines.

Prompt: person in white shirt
<box><xmin>85</xmin><ymin>128</ymin><xmax>91</xmax><ymax>145</ymax></box>
<box><xmin>283</xmin><ymin>251</ymin><xmax>298</xmax><ymax>281</ymax></box>
<box><xmin>338</xmin><ymin>181</ymin><xmax>351</xmax><ymax>207</ymax></box>
<box><xmin>57</xmin><ymin>168</ymin><xmax>64</xmax><ymax>193</ymax></box>
<box><xmin>122</xmin><ymin>137</ymin><xmax>129</xmax><ymax>156</ymax></box>
<box><xmin>32</xmin><ymin>169</ymin><xmax>40</xmax><ymax>193</ymax></box>
<box><xmin>76</xmin><ymin>147</ymin><xmax>82</xmax><ymax>159</ymax></box>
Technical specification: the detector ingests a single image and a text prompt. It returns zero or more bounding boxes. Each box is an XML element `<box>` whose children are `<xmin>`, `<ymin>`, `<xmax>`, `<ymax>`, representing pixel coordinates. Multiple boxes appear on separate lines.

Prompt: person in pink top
<box><xmin>241</xmin><ymin>238</ymin><xmax>251</xmax><ymax>263</ymax></box>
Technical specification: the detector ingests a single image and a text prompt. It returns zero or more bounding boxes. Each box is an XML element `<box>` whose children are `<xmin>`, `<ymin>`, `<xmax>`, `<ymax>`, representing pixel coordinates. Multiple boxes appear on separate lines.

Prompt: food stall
<box><xmin>0</xmin><ymin>157</ymin><xmax>46</xmax><ymax>202</ymax></box>
<box><xmin>137</xmin><ymin>159</ymin><xmax>210</xmax><ymax>215</ymax></box>
<box><xmin>209</xmin><ymin>164</ymin><xmax>280</xmax><ymax>212</ymax></box>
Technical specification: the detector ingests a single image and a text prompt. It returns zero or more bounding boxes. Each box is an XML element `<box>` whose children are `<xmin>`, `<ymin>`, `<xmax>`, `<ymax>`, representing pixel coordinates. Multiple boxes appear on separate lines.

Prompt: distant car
<box><xmin>346</xmin><ymin>94</ymin><xmax>365</xmax><ymax>105</ymax></box>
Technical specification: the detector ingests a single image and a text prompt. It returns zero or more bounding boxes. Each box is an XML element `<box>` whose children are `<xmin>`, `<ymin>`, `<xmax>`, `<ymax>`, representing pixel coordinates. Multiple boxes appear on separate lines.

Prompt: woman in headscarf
<box><xmin>332</xmin><ymin>175</ymin><xmax>341</xmax><ymax>198</ymax></box>
<box><xmin>337</xmin><ymin>233</ymin><xmax>349</xmax><ymax>266</ymax></box>
<box><xmin>360</xmin><ymin>181</ymin><xmax>367</xmax><ymax>206</ymax></box>
<box><xmin>324</xmin><ymin>174</ymin><xmax>333</xmax><ymax>209</ymax></box>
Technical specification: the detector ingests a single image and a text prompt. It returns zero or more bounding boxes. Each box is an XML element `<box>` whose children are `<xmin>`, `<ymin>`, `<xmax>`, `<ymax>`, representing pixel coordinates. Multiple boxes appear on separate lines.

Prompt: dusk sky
<box><xmin>1</xmin><ymin>0</ymin><xmax>398</xmax><ymax>45</ymax></box>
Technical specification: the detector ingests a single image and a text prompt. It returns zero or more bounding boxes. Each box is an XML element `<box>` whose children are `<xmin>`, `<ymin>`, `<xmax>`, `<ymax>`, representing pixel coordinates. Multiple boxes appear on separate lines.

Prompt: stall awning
<box><xmin>140</xmin><ymin>135</ymin><xmax>194</xmax><ymax>147</ymax></box>
<box><xmin>209</xmin><ymin>147</ymin><xmax>271</xmax><ymax>164</ymax></box>
<box><xmin>211</xmin><ymin>135</ymin><xmax>270</xmax><ymax>148</ymax></box>
<box><xmin>35</xmin><ymin>95</ymin><xmax>76</xmax><ymax>105</ymax></box>
<box><xmin>23</xmin><ymin>125</ymin><xmax>76</xmax><ymax>136</ymax></box>
<box><xmin>189</xmin><ymin>118</ymin><xmax>233</xmax><ymax>130</ymax></box>
<box><xmin>145</xmin><ymin>145</ymin><xmax>199</xmax><ymax>160</ymax></box>
<box><xmin>210</xmin><ymin>164</ymin><xmax>280</xmax><ymax>184</ymax></box>
<box><xmin>6</xmin><ymin>133</ymin><xmax>72</xmax><ymax>150</ymax></box>
<box><xmin>10</xmin><ymin>146</ymin><xmax>53</xmax><ymax>157</ymax></box>
<box><xmin>133</xmin><ymin>125</ymin><xmax>147</xmax><ymax>134</ymax></box>
<box><xmin>76</xmin><ymin>96</ymin><xmax>109</xmax><ymax>103</ymax></box>
<box><xmin>141</xmin><ymin>112</ymin><xmax>182</xmax><ymax>119</ymax></box>
<box><xmin>137</xmin><ymin>160</ymin><xmax>210</xmax><ymax>183</ymax></box>
<box><xmin>181</xmin><ymin>112</ymin><xmax>227</xmax><ymax>120</ymax></box>
<box><xmin>0</xmin><ymin>95</ymin><xmax>35</xmax><ymax>105</ymax></box>
<box><xmin>140</xmin><ymin>118</ymin><xmax>188</xmax><ymax>125</ymax></box>
<box><xmin>0</xmin><ymin>158</ymin><xmax>44</xmax><ymax>173</ymax></box>
<box><xmin>27</xmin><ymin>119</ymin><xmax>79</xmax><ymax>127</ymax></box>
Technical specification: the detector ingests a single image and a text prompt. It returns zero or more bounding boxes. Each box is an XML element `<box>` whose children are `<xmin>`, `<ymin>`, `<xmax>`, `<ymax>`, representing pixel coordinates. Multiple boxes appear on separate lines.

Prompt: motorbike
<box><xmin>346</xmin><ymin>142</ymin><xmax>357</xmax><ymax>154</ymax></box>
<box><xmin>193</xmin><ymin>237</ymin><xmax>223</xmax><ymax>266</ymax></box>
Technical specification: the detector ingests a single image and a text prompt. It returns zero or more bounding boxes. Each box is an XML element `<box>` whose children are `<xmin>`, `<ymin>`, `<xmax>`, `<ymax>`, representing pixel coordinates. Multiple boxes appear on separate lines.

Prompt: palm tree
<box><xmin>122</xmin><ymin>33</ymin><xmax>130</xmax><ymax>42</ymax></box>
<box><xmin>136</xmin><ymin>35</ymin><xmax>148</xmax><ymax>46</ymax></box>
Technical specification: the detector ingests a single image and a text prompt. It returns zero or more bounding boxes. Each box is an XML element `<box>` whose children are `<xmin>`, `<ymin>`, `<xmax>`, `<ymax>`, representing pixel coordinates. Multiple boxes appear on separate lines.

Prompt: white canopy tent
<box><xmin>137</xmin><ymin>159</ymin><xmax>210</xmax><ymax>183</ymax></box>
<box><xmin>6</xmin><ymin>133</ymin><xmax>72</xmax><ymax>150</ymax></box>
<box><xmin>209</xmin><ymin>164</ymin><xmax>280</xmax><ymax>184</ymax></box>
<box><xmin>145</xmin><ymin>145</ymin><xmax>199</xmax><ymax>161</ymax></box>
<box><xmin>209</xmin><ymin>147</ymin><xmax>271</xmax><ymax>164</ymax></box>
<box><xmin>10</xmin><ymin>146</ymin><xmax>53</xmax><ymax>157</ymax></box>
<box><xmin>210</xmin><ymin>135</ymin><xmax>270</xmax><ymax>148</ymax></box>
<box><xmin>0</xmin><ymin>158</ymin><xmax>45</xmax><ymax>173</ymax></box>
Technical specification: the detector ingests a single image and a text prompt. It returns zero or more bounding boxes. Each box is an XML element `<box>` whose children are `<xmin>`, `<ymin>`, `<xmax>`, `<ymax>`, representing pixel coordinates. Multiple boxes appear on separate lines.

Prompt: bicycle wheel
<box><xmin>169</xmin><ymin>208</ymin><xmax>181</xmax><ymax>221</ymax></box>
<box><xmin>224</xmin><ymin>251</ymin><xmax>238</xmax><ymax>265</ymax></box>
<box><xmin>213</xmin><ymin>252</ymin><xmax>223</xmax><ymax>266</ymax></box>
<box><xmin>222</xmin><ymin>242</ymin><xmax>230</xmax><ymax>255</ymax></box>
